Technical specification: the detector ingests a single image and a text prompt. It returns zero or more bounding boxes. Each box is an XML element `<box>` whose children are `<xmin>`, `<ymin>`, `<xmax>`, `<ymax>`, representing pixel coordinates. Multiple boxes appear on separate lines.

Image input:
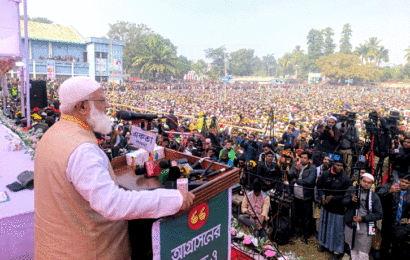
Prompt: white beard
<box><xmin>88</xmin><ymin>103</ymin><xmax>112</xmax><ymax>135</ymax></box>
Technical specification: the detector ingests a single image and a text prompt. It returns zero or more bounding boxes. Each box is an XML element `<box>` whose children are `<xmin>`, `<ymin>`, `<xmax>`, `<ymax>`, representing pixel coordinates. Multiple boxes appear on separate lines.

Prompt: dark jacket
<box><xmin>318</xmin><ymin>126</ymin><xmax>342</xmax><ymax>153</ymax></box>
<box><xmin>256</xmin><ymin>161</ymin><xmax>280</xmax><ymax>191</ymax></box>
<box><xmin>240</xmin><ymin>140</ymin><xmax>259</xmax><ymax>162</ymax></box>
<box><xmin>317</xmin><ymin>169</ymin><xmax>352</xmax><ymax>215</ymax></box>
<box><xmin>166</xmin><ymin>114</ymin><xmax>179</xmax><ymax>131</ymax></box>
<box><xmin>288</xmin><ymin>163</ymin><xmax>317</xmax><ymax>201</ymax></box>
<box><xmin>343</xmin><ymin>186</ymin><xmax>383</xmax><ymax>229</ymax></box>
<box><xmin>391</xmin><ymin>147</ymin><xmax>410</xmax><ymax>178</ymax></box>
<box><xmin>377</xmin><ymin>183</ymin><xmax>410</xmax><ymax>227</ymax></box>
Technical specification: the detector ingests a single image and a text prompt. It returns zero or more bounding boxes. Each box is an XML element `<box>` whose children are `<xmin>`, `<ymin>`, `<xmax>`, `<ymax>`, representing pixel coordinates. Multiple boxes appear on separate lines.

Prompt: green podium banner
<box><xmin>152</xmin><ymin>188</ymin><xmax>232</xmax><ymax>260</ymax></box>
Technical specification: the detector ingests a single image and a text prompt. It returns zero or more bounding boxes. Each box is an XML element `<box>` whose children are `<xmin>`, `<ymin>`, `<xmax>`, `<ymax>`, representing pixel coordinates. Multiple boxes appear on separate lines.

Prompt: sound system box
<box><xmin>30</xmin><ymin>80</ymin><xmax>47</xmax><ymax>109</ymax></box>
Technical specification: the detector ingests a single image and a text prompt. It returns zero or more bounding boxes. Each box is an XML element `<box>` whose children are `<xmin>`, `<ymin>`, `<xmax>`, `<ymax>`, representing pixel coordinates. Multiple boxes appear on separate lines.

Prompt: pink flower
<box><xmin>243</xmin><ymin>236</ymin><xmax>252</xmax><ymax>245</ymax></box>
<box><xmin>32</xmin><ymin>143</ymin><xmax>36</xmax><ymax>149</ymax></box>
<box><xmin>230</xmin><ymin>229</ymin><xmax>236</xmax><ymax>236</ymax></box>
<box><xmin>31</xmin><ymin>136</ymin><xmax>37</xmax><ymax>142</ymax></box>
<box><xmin>265</xmin><ymin>250</ymin><xmax>276</xmax><ymax>257</ymax></box>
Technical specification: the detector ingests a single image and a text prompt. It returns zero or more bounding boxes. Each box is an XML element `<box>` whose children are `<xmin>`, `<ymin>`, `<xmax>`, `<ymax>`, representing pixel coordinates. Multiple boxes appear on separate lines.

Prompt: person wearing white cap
<box><xmin>343</xmin><ymin>173</ymin><xmax>383</xmax><ymax>260</ymax></box>
<box><xmin>34</xmin><ymin>76</ymin><xmax>194</xmax><ymax>260</ymax></box>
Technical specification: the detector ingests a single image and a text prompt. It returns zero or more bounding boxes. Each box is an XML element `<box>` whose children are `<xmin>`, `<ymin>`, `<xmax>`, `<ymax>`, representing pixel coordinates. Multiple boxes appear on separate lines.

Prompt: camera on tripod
<box><xmin>384</xmin><ymin>111</ymin><xmax>404</xmax><ymax>137</ymax></box>
<box><xmin>333</xmin><ymin>112</ymin><xmax>356</xmax><ymax>126</ymax></box>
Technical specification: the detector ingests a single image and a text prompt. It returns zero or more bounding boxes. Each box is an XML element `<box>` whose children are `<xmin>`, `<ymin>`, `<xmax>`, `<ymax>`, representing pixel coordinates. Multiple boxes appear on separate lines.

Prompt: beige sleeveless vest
<box><xmin>34</xmin><ymin>118</ymin><xmax>130</xmax><ymax>260</ymax></box>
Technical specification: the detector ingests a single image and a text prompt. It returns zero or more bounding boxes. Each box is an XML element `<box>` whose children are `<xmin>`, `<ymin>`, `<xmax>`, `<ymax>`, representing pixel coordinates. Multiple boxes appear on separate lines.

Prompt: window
<box><xmin>102</xmin><ymin>52</ymin><xmax>108</xmax><ymax>59</ymax></box>
<box><xmin>83</xmin><ymin>52</ymin><xmax>87</xmax><ymax>63</ymax></box>
<box><xmin>95</xmin><ymin>51</ymin><xmax>101</xmax><ymax>58</ymax></box>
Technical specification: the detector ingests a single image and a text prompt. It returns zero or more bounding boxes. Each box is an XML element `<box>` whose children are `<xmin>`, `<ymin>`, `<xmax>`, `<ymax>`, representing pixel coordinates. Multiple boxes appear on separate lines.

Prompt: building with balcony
<box><xmin>8</xmin><ymin>21</ymin><xmax>124</xmax><ymax>82</ymax></box>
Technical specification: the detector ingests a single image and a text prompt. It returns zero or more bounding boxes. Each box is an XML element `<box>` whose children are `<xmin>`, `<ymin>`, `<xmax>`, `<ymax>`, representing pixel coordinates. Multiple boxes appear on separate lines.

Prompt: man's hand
<box><xmin>256</xmin><ymin>222</ymin><xmax>262</xmax><ymax>230</ymax></box>
<box><xmin>352</xmin><ymin>195</ymin><xmax>358</xmax><ymax>203</ymax></box>
<box><xmin>328</xmin><ymin>129</ymin><xmax>334</xmax><ymax>137</ymax></box>
<box><xmin>322</xmin><ymin>197</ymin><xmax>327</xmax><ymax>205</ymax></box>
<box><xmin>353</xmin><ymin>216</ymin><xmax>362</xmax><ymax>224</ymax></box>
<box><xmin>265</xmin><ymin>181</ymin><xmax>271</xmax><ymax>186</ymax></box>
<box><xmin>295</xmin><ymin>163</ymin><xmax>301</xmax><ymax>172</ymax></box>
<box><xmin>325</xmin><ymin>195</ymin><xmax>332</xmax><ymax>203</ymax></box>
<box><xmin>389</xmin><ymin>184</ymin><xmax>401</xmax><ymax>193</ymax></box>
<box><xmin>179</xmin><ymin>190</ymin><xmax>195</xmax><ymax>211</ymax></box>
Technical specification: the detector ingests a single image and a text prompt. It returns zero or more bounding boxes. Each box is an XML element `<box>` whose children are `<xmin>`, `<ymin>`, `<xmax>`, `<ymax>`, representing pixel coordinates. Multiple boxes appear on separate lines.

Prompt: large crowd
<box><xmin>2</xmin><ymin>77</ymin><xmax>410</xmax><ymax>260</ymax></box>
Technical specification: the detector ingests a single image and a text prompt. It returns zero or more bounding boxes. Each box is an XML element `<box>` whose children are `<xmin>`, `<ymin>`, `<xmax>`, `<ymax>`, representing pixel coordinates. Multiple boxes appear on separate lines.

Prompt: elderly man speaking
<box><xmin>34</xmin><ymin>77</ymin><xmax>194</xmax><ymax>260</ymax></box>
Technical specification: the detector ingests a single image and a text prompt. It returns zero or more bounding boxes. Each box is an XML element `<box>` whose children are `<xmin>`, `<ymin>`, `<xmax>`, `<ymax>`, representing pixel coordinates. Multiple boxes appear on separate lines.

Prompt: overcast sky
<box><xmin>24</xmin><ymin>0</ymin><xmax>410</xmax><ymax>65</ymax></box>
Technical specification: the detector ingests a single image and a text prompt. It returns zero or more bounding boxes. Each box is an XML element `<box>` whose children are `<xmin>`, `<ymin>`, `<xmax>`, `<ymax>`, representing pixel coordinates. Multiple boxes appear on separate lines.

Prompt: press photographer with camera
<box><xmin>390</xmin><ymin>136</ymin><xmax>410</xmax><ymax>181</ymax></box>
<box><xmin>343</xmin><ymin>173</ymin><xmax>383</xmax><ymax>260</ymax></box>
<box><xmin>377</xmin><ymin>174</ymin><xmax>410</xmax><ymax>258</ymax></box>
<box><xmin>337</xmin><ymin>112</ymin><xmax>359</xmax><ymax>177</ymax></box>
<box><xmin>318</xmin><ymin>116</ymin><xmax>342</xmax><ymax>154</ymax></box>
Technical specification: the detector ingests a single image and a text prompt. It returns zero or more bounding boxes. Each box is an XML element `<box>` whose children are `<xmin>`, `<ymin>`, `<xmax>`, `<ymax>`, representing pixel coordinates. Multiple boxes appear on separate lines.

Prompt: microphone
<box><xmin>204</xmin><ymin>166</ymin><xmax>233</xmax><ymax>179</ymax></box>
<box><xmin>116</xmin><ymin>110</ymin><xmax>162</xmax><ymax>121</ymax></box>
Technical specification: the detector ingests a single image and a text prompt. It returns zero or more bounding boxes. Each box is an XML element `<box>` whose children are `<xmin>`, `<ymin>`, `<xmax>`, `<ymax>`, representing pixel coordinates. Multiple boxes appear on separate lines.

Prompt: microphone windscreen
<box><xmin>168</xmin><ymin>166</ymin><xmax>181</xmax><ymax>181</ymax></box>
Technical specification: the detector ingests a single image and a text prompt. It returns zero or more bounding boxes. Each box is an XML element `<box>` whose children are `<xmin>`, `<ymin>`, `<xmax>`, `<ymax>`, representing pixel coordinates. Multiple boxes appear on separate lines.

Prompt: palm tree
<box><xmin>376</xmin><ymin>46</ymin><xmax>389</xmax><ymax>65</ymax></box>
<box><xmin>405</xmin><ymin>46</ymin><xmax>410</xmax><ymax>63</ymax></box>
<box><xmin>365</xmin><ymin>37</ymin><xmax>381</xmax><ymax>62</ymax></box>
<box><xmin>354</xmin><ymin>43</ymin><xmax>369</xmax><ymax>63</ymax></box>
<box><xmin>278</xmin><ymin>52</ymin><xmax>294</xmax><ymax>76</ymax></box>
<box><xmin>133</xmin><ymin>35</ymin><xmax>178</xmax><ymax>79</ymax></box>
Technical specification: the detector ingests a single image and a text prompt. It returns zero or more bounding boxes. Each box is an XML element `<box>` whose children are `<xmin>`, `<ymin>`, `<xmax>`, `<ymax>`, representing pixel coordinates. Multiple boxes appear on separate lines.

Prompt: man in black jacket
<box><xmin>343</xmin><ymin>173</ymin><xmax>383</xmax><ymax>260</ymax></box>
<box><xmin>317</xmin><ymin>160</ymin><xmax>352</xmax><ymax>260</ymax></box>
<box><xmin>318</xmin><ymin>117</ymin><xmax>342</xmax><ymax>154</ymax></box>
<box><xmin>377</xmin><ymin>174</ymin><xmax>410</xmax><ymax>258</ymax></box>
<box><xmin>288</xmin><ymin>151</ymin><xmax>317</xmax><ymax>244</ymax></box>
<box><xmin>391</xmin><ymin>136</ymin><xmax>410</xmax><ymax>181</ymax></box>
<box><xmin>165</xmin><ymin>110</ymin><xmax>179</xmax><ymax>131</ymax></box>
<box><xmin>256</xmin><ymin>151</ymin><xmax>280</xmax><ymax>191</ymax></box>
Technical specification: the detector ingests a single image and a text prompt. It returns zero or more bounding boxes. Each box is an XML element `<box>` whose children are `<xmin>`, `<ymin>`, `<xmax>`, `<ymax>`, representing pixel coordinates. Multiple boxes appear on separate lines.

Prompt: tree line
<box><xmin>107</xmin><ymin>21</ymin><xmax>410</xmax><ymax>82</ymax></box>
<box><xmin>23</xmin><ymin>19</ymin><xmax>410</xmax><ymax>82</ymax></box>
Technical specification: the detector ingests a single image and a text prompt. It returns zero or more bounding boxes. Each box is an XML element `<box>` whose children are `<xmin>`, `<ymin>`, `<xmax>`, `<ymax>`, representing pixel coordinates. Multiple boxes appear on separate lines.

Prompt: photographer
<box><xmin>240</xmin><ymin>133</ymin><xmax>260</xmax><ymax>162</ymax></box>
<box><xmin>377</xmin><ymin>174</ymin><xmax>410</xmax><ymax>258</ymax></box>
<box><xmin>282</xmin><ymin>121</ymin><xmax>300</xmax><ymax>146</ymax></box>
<box><xmin>240</xmin><ymin>160</ymin><xmax>257</xmax><ymax>190</ymax></box>
<box><xmin>259</xmin><ymin>143</ymin><xmax>280</xmax><ymax>163</ymax></box>
<box><xmin>338</xmin><ymin>118</ymin><xmax>359</xmax><ymax>177</ymax></box>
<box><xmin>293</xmin><ymin>130</ymin><xmax>309</xmax><ymax>150</ymax></box>
<box><xmin>318</xmin><ymin>116</ymin><xmax>342</xmax><ymax>154</ymax></box>
<box><xmin>390</xmin><ymin>136</ymin><xmax>410</xmax><ymax>181</ymax></box>
<box><xmin>343</xmin><ymin>174</ymin><xmax>383</xmax><ymax>260</ymax></box>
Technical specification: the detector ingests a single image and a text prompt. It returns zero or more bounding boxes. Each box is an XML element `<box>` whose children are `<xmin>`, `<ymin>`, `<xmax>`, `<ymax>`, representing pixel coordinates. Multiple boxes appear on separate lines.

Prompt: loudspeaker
<box><xmin>30</xmin><ymin>80</ymin><xmax>47</xmax><ymax>109</ymax></box>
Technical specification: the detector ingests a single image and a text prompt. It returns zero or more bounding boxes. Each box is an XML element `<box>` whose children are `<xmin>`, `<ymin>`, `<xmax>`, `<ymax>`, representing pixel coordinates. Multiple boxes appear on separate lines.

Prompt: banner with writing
<box><xmin>129</xmin><ymin>126</ymin><xmax>156</xmax><ymax>152</ymax></box>
<box><xmin>46</xmin><ymin>60</ymin><xmax>55</xmax><ymax>80</ymax></box>
<box><xmin>96</xmin><ymin>58</ymin><xmax>106</xmax><ymax>73</ymax></box>
<box><xmin>152</xmin><ymin>188</ymin><xmax>232</xmax><ymax>260</ymax></box>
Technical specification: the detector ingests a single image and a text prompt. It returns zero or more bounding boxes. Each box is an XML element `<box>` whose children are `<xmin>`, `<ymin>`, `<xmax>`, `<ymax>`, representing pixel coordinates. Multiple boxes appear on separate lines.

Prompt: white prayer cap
<box><xmin>328</xmin><ymin>116</ymin><xmax>337</xmax><ymax>121</ymax></box>
<box><xmin>362</xmin><ymin>173</ymin><xmax>374</xmax><ymax>182</ymax></box>
<box><xmin>59</xmin><ymin>76</ymin><xmax>101</xmax><ymax>105</ymax></box>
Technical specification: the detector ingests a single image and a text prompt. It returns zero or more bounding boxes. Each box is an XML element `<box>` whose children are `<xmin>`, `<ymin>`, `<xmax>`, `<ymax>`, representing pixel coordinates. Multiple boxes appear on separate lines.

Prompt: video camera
<box><xmin>280</xmin><ymin>151</ymin><xmax>293</xmax><ymax>172</ymax></box>
<box><xmin>333</xmin><ymin>112</ymin><xmax>357</xmax><ymax>126</ymax></box>
<box><xmin>383</xmin><ymin>111</ymin><xmax>404</xmax><ymax>137</ymax></box>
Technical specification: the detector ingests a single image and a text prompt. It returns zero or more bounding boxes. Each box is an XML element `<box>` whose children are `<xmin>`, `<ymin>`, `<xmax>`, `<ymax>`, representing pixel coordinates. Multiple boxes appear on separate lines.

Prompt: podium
<box><xmin>112</xmin><ymin>148</ymin><xmax>239</xmax><ymax>260</ymax></box>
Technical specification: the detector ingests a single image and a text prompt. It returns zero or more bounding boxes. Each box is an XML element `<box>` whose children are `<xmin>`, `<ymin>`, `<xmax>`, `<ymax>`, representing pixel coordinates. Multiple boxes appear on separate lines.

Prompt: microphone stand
<box><xmin>351</xmin><ymin>185</ymin><xmax>361</xmax><ymax>249</ymax></box>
